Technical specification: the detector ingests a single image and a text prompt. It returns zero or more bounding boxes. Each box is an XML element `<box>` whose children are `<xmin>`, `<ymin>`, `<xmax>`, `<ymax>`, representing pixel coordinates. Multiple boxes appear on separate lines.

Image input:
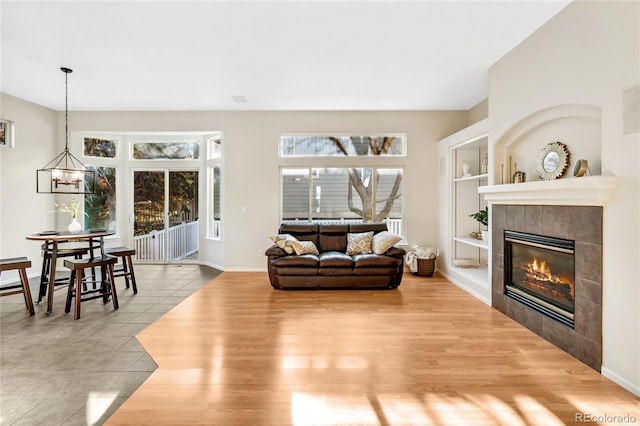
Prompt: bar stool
<box><xmin>38</xmin><ymin>242</ymin><xmax>91</xmax><ymax>304</ymax></box>
<box><xmin>105</xmin><ymin>247</ymin><xmax>138</xmax><ymax>294</ymax></box>
<box><xmin>0</xmin><ymin>257</ymin><xmax>35</xmax><ymax>316</ymax></box>
<box><xmin>64</xmin><ymin>255</ymin><xmax>119</xmax><ymax>320</ymax></box>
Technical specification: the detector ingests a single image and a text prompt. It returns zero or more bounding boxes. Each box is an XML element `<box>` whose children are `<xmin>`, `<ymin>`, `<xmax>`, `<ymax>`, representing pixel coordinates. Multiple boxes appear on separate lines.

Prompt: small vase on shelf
<box><xmin>68</xmin><ymin>218</ymin><xmax>82</xmax><ymax>234</ymax></box>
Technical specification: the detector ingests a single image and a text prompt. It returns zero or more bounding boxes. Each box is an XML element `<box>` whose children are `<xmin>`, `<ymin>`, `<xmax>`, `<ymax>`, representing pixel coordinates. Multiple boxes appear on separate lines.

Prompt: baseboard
<box><xmin>198</xmin><ymin>260</ymin><xmax>266</xmax><ymax>272</ymax></box>
<box><xmin>198</xmin><ymin>261</ymin><xmax>225</xmax><ymax>272</ymax></box>
<box><xmin>222</xmin><ymin>267</ymin><xmax>267</xmax><ymax>272</ymax></box>
<box><xmin>0</xmin><ymin>271</ymin><xmax>41</xmax><ymax>287</ymax></box>
<box><xmin>601</xmin><ymin>367</ymin><xmax>640</xmax><ymax>397</ymax></box>
<box><xmin>437</xmin><ymin>270</ymin><xmax>491</xmax><ymax>306</ymax></box>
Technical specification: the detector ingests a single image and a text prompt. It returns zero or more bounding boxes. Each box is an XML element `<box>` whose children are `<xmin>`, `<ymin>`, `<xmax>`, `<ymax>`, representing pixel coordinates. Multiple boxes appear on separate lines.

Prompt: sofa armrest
<box><xmin>266</xmin><ymin>245</ymin><xmax>287</xmax><ymax>257</ymax></box>
<box><xmin>386</xmin><ymin>246</ymin><xmax>406</xmax><ymax>257</ymax></box>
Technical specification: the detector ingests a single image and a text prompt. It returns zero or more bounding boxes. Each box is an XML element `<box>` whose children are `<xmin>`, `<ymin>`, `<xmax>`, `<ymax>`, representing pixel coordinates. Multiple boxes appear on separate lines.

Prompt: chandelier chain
<box><xmin>64</xmin><ymin>69</ymin><xmax>69</xmax><ymax>150</ymax></box>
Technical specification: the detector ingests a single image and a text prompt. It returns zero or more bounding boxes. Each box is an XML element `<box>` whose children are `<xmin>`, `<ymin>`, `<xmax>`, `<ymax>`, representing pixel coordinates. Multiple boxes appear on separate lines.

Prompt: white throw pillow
<box><xmin>372</xmin><ymin>231</ymin><xmax>402</xmax><ymax>254</ymax></box>
<box><xmin>346</xmin><ymin>231</ymin><xmax>374</xmax><ymax>255</ymax></box>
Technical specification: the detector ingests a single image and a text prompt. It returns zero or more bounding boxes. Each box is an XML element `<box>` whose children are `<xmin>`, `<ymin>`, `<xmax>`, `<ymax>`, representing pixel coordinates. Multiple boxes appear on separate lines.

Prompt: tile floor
<box><xmin>0</xmin><ymin>263</ymin><xmax>221</xmax><ymax>426</ymax></box>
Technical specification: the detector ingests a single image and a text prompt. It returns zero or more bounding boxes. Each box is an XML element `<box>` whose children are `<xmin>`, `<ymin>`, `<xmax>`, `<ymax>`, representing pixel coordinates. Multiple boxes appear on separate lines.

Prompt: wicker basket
<box><xmin>413</xmin><ymin>254</ymin><xmax>436</xmax><ymax>277</ymax></box>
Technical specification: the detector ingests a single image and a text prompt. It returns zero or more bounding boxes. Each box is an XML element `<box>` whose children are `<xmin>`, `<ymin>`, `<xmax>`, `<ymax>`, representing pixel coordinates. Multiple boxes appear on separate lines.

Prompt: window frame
<box><xmin>130</xmin><ymin>139</ymin><xmax>201</xmax><ymax>161</ymax></box>
<box><xmin>279</xmin><ymin>166</ymin><xmax>406</xmax><ymax>239</ymax></box>
<box><xmin>206</xmin><ymin>135</ymin><xmax>223</xmax><ymax>241</ymax></box>
<box><xmin>278</xmin><ymin>133</ymin><xmax>407</xmax><ymax>158</ymax></box>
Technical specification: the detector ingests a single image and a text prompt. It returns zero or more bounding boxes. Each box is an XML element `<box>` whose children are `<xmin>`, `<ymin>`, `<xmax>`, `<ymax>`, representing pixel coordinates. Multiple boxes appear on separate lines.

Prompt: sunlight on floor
<box><xmin>86</xmin><ymin>391</ymin><xmax>119</xmax><ymax>426</ymax></box>
<box><xmin>290</xmin><ymin>392</ymin><xmax>573</xmax><ymax>426</ymax></box>
<box><xmin>281</xmin><ymin>355</ymin><xmax>369</xmax><ymax>369</ymax></box>
<box><xmin>291</xmin><ymin>393</ymin><xmax>379</xmax><ymax>425</ymax></box>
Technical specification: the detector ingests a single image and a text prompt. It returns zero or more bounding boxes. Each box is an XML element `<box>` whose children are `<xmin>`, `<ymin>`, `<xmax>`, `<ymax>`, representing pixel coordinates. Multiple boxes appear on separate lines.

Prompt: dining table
<box><xmin>25</xmin><ymin>229</ymin><xmax>115</xmax><ymax>315</ymax></box>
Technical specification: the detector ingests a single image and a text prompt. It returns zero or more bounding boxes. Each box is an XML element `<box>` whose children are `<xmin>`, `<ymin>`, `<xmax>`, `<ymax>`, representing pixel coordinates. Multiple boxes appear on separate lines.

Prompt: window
<box><xmin>208</xmin><ymin>137</ymin><xmax>222</xmax><ymax>159</ymax></box>
<box><xmin>208</xmin><ymin>165</ymin><xmax>221</xmax><ymax>239</ymax></box>
<box><xmin>280</xmin><ymin>135</ymin><xmax>405</xmax><ymax>157</ymax></box>
<box><xmin>281</xmin><ymin>167</ymin><xmax>404</xmax><ymax>235</ymax></box>
<box><xmin>207</xmin><ymin>136</ymin><xmax>222</xmax><ymax>240</ymax></box>
<box><xmin>132</xmin><ymin>141</ymin><xmax>200</xmax><ymax>160</ymax></box>
<box><xmin>84</xmin><ymin>137</ymin><xmax>117</xmax><ymax>158</ymax></box>
<box><xmin>279</xmin><ymin>133</ymin><xmax>406</xmax><ymax>236</ymax></box>
<box><xmin>84</xmin><ymin>166</ymin><xmax>116</xmax><ymax>231</ymax></box>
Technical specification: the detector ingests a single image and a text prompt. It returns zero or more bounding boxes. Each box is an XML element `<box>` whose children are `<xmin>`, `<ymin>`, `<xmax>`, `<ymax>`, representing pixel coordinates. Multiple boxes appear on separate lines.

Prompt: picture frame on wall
<box><xmin>0</xmin><ymin>119</ymin><xmax>15</xmax><ymax>148</ymax></box>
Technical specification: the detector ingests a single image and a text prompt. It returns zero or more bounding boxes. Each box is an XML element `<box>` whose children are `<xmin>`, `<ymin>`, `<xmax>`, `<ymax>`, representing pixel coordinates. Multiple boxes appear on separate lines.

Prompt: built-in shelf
<box><xmin>454</xmin><ymin>236</ymin><xmax>488</xmax><ymax>249</ymax></box>
<box><xmin>479</xmin><ymin>176</ymin><xmax>617</xmax><ymax>206</ymax></box>
<box><xmin>453</xmin><ymin>173</ymin><xmax>489</xmax><ymax>183</ymax></box>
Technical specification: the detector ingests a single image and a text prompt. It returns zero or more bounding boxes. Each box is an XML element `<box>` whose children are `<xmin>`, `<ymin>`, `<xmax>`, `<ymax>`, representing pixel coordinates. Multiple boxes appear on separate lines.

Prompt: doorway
<box><xmin>132</xmin><ymin>169</ymin><xmax>199</xmax><ymax>262</ymax></box>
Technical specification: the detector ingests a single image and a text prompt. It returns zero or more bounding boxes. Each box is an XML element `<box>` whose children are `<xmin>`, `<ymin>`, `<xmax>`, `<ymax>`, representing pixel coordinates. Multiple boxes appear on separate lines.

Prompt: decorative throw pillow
<box><xmin>270</xmin><ymin>234</ymin><xmax>298</xmax><ymax>254</ymax></box>
<box><xmin>346</xmin><ymin>231</ymin><xmax>374</xmax><ymax>255</ymax></box>
<box><xmin>372</xmin><ymin>231</ymin><xmax>402</xmax><ymax>254</ymax></box>
<box><xmin>292</xmin><ymin>240</ymin><xmax>319</xmax><ymax>256</ymax></box>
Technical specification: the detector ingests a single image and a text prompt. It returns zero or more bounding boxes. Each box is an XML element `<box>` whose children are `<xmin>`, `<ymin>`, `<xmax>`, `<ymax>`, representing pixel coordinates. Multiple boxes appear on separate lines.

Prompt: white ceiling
<box><xmin>1</xmin><ymin>1</ymin><xmax>571</xmax><ymax>112</ymax></box>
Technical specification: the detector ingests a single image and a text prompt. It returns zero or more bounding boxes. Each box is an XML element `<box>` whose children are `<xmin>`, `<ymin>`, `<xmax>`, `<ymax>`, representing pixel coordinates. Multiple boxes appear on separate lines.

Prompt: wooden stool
<box><xmin>38</xmin><ymin>242</ymin><xmax>90</xmax><ymax>304</ymax></box>
<box><xmin>0</xmin><ymin>257</ymin><xmax>35</xmax><ymax>316</ymax></box>
<box><xmin>105</xmin><ymin>247</ymin><xmax>138</xmax><ymax>294</ymax></box>
<box><xmin>64</xmin><ymin>255</ymin><xmax>119</xmax><ymax>320</ymax></box>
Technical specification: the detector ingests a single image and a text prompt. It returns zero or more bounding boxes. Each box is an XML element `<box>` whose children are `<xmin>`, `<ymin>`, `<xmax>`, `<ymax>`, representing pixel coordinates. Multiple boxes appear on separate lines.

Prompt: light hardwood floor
<box><xmin>106</xmin><ymin>272</ymin><xmax>639</xmax><ymax>426</ymax></box>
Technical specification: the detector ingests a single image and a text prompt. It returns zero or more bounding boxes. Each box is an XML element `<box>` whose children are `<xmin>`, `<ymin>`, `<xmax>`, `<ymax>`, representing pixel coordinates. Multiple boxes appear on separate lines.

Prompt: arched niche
<box><xmin>493</xmin><ymin>104</ymin><xmax>601</xmax><ymax>183</ymax></box>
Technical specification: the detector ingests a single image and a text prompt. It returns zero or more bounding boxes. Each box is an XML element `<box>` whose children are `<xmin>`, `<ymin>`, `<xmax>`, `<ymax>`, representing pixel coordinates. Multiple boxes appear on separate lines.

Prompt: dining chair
<box><xmin>64</xmin><ymin>255</ymin><xmax>118</xmax><ymax>320</ymax></box>
<box><xmin>37</xmin><ymin>241</ymin><xmax>91</xmax><ymax>304</ymax></box>
<box><xmin>0</xmin><ymin>257</ymin><xmax>35</xmax><ymax>316</ymax></box>
<box><xmin>105</xmin><ymin>247</ymin><xmax>138</xmax><ymax>294</ymax></box>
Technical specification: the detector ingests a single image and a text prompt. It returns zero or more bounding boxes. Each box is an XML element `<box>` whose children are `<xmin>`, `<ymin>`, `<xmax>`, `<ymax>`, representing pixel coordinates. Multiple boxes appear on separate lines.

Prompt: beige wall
<box><xmin>489</xmin><ymin>0</ymin><xmax>639</xmax><ymax>394</ymax></box>
<box><xmin>0</xmin><ymin>94</ymin><xmax>57</xmax><ymax>282</ymax></box>
<box><xmin>467</xmin><ymin>98</ymin><xmax>488</xmax><ymax>126</ymax></box>
<box><xmin>68</xmin><ymin>110</ymin><xmax>467</xmax><ymax>270</ymax></box>
<box><xmin>0</xmin><ymin>104</ymin><xmax>467</xmax><ymax>276</ymax></box>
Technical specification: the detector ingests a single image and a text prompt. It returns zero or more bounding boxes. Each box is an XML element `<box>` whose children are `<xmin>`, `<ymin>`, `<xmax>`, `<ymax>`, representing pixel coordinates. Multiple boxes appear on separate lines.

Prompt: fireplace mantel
<box><xmin>479</xmin><ymin>176</ymin><xmax>617</xmax><ymax>206</ymax></box>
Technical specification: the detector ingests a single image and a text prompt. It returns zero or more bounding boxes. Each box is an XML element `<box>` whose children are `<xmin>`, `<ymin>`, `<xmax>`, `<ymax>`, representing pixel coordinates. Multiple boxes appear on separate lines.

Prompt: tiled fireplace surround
<box><xmin>491</xmin><ymin>204</ymin><xmax>602</xmax><ymax>371</ymax></box>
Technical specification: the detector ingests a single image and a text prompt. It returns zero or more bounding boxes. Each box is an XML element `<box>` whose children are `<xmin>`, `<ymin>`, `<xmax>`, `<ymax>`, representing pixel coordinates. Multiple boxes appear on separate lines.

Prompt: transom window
<box><xmin>279</xmin><ymin>134</ymin><xmax>406</xmax><ymax>157</ymax></box>
<box><xmin>132</xmin><ymin>141</ymin><xmax>200</xmax><ymax>160</ymax></box>
<box><xmin>84</xmin><ymin>137</ymin><xmax>117</xmax><ymax>158</ymax></box>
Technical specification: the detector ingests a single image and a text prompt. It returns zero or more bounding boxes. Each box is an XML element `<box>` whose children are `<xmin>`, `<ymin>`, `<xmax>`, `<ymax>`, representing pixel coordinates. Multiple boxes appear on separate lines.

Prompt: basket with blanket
<box><xmin>405</xmin><ymin>245</ymin><xmax>438</xmax><ymax>277</ymax></box>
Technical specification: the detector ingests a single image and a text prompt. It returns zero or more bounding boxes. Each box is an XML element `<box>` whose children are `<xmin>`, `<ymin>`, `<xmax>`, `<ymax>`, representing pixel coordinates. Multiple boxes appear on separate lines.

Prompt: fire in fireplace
<box><xmin>504</xmin><ymin>231</ymin><xmax>575</xmax><ymax>328</ymax></box>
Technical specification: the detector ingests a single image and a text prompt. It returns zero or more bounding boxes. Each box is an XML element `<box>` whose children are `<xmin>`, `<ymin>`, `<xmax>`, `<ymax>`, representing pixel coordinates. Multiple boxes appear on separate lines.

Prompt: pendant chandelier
<box><xmin>37</xmin><ymin>67</ymin><xmax>95</xmax><ymax>194</ymax></box>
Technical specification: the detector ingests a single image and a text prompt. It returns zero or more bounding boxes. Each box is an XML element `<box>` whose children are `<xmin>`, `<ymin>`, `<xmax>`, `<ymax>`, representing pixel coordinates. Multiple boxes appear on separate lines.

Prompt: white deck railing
<box><xmin>134</xmin><ymin>220</ymin><xmax>199</xmax><ymax>261</ymax></box>
<box><xmin>282</xmin><ymin>218</ymin><xmax>403</xmax><ymax>237</ymax></box>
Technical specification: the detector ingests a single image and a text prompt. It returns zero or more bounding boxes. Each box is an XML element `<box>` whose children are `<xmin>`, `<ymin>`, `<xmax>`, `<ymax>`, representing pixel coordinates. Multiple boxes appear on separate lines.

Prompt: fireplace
<box><xmin>504</xmin><ymin>231</ymin><xmax>575</xmax><ymax>328</ymax></box>
<box><xmin>491</xmin><ymin>205</ymin><xmax>603</xmax><ymax>371</ymax></box>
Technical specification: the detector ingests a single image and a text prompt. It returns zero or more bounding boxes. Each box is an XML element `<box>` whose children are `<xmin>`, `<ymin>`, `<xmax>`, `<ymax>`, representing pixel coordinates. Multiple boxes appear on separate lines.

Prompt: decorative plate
<box><xmin>536</xmin><ymin>141</ymin><xmax>570</xmax><ymax>180</ymax></box>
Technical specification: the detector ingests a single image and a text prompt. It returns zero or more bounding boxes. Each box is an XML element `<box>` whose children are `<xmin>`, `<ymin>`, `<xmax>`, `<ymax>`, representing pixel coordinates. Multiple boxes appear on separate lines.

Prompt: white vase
<box><xmin>481</xmin><ymin>230</ymin><xmax>489</xmax><ymax>241</ymax></box>
<box><xmin>68</xmin><ymin>218</ymin><xmax>82</xmax><ymax>234</ymax></box>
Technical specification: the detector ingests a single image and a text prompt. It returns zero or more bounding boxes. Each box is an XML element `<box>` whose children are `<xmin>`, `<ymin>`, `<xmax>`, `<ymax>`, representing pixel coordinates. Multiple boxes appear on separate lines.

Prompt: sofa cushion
<box><xmin>372</xmin><ymin>231</ymin><xmax>402</xmax><ymax>255</ymax></box>
<box><xmin>319</xmin><ymin>251</ymin><xmax>354</xmax><ymax>268</ymax></box>
<box><xmin>318</xmin><ymin>224</ymin><xmax>349</xmax><ymax>252</ymax></box>
<box><xmin>292</xmin><ymin>240</ymin><xmax>320</xmax><ymax>255</ymax></box>
<box><xmin>270</xmin><ymin>234</ymin><xmax>298</xmax><ymax>254</ymax></box>
<box><xmin>354</xmin><ymin>267</ymin><xmax>400</xmax><ymax>276</ymax></box>
<box><xmin>279</xmin><ymin>224</ymin><xmax>319</xmax><ymax>247</ymax></box>
<box><xmin>271</xmin><ymin>254</ymin><xmax>319</xmax><ymax>267</ymax></box>
<box><xmin>349</xmin><ymin>223</ymin><xmax>387</xmax><ymax>235</ymax></box>
<box><xmin>318</xmin><ymin>268</ymin><xmax>354</xmax><ymax>276</ymax></box>
<box><xmin>346</xmin><ymin>231</ymin><xmax>373</xmax><ymax>255</ymax></box>
<box><xmin>353</xmin><ymin>253</ymin><xmax>402</xmax><ymax>268</ymax></box>
<box><xmin>273</xmin><ymin>267</ymin><xmax>319</xmax><ymax>276</ymax></box>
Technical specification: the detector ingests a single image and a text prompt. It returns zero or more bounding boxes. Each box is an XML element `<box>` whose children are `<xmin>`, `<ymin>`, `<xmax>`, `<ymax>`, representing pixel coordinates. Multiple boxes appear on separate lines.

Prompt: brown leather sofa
<box><xmin>266</xmin><ymin>223</ymin><xmax>406</xmax><ymax>289</ymax></box>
